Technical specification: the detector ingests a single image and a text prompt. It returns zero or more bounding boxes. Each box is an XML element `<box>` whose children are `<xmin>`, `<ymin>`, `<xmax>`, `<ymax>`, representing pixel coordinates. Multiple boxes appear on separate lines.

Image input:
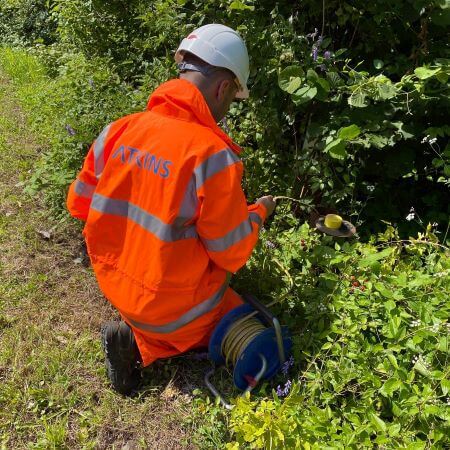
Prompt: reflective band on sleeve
<box><xmin>202</xmin><ymin>218</ymin><xmax>252</xmax><ymax>252</ymax></box>
<box><xmin>74</xmin><ymin>179</ymin><xmax>96</xmax><ymax>199</ymax></box>
<box><xmin>94</xmin><ymin>124</ymin><xmax>111</xmax><ymax>180</ymax></box>
<box><xmin>125</xmin><ymin>277</ymin><xmax>230</xmax><ymax>334</ymax></box>
<box><xmin>201</xmin><ymin>212</ymin><xmax>263</xmax><ymax>252</ymax></box>
<box><xmin>90</xmin><ymin>193</ymin><xmax>197</xmax><ymax>241</ymax></box>
<box><xmin>195</xmin><ymin>148</ymin><xmax>240</xmax><ymax>189</ymax></box>
<box><xmin>249</xmin><ymin>212</ymin><xmax>263</xmax><ymax>227</ymax></box>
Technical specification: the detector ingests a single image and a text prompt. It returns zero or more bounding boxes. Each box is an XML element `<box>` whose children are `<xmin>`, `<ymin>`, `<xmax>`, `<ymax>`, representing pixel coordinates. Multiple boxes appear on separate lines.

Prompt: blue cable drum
<box><xmin>208</xmin><ymin>303</ymin><xmax>292</xmax><ymax>390</ymax></box>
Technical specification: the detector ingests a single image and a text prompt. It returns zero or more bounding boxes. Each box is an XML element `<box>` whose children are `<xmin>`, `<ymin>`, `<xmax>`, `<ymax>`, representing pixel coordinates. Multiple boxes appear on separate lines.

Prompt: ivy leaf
<box><xmin>292</xmin><ymin>85</ymin><xmax>317</xmax><ymax>105</ymax></box>
<box><xmin>278</xmin><ymin>66</ymin><xmax>304</xmax><ymax>93</ymax></box>
<box><xmin>324</xmin><ymin>139</ymin><xmax>347</xmax><ymax>159</ymax></box>
<box><xmin>348</xmin><ymin>92</ymin><xmax>367</xmax><ymax>108</ymax></box>
<box><xmin>414</xmin><ymin>67</ymin><xmax>440</xmax><ymax>80</ymax></box>
<box><xmin>338</xmin><ymin>124</ymin><xmax>361</xmax><ymax>140</ymax></box>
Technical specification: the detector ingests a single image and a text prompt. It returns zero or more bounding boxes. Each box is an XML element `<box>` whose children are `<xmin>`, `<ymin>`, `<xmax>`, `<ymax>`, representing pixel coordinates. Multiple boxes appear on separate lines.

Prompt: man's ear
<box><xmin>216</xmin><ymin>79</ymin><xmax>231</xmax><ymax>102</ymax></box>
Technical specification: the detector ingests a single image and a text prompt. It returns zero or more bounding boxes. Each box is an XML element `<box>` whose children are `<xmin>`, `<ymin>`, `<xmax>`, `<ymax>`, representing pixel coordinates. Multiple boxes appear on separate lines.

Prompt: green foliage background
<box><xmin>0</xmin><ymin>0</ymin><xmax>449</xmax><ymax>448</ymax></box>
<box><xmin>0</xmin><ymin>0</ymin><xmax>449</xmax><ymax>234</ymax></box>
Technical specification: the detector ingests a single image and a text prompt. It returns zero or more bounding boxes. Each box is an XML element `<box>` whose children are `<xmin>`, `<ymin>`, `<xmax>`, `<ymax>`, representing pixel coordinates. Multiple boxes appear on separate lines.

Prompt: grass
<box><xmin>0</xmin><ymin>51</ymin><xmax>230</xmax><ymax>449</ymax></box>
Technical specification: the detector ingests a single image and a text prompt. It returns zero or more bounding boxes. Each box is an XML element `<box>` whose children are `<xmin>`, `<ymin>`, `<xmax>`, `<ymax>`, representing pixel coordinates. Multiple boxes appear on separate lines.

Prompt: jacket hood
<box><xmin>146</xmin><ymin>79</ymin><xmax>242</xmax><ymax>154</ymax></box>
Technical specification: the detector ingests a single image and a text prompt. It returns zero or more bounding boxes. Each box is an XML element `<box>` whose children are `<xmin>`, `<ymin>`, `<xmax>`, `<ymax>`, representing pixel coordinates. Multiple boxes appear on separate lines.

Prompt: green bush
<box><xmin>229</xmin><ymin>223</ymin><xmax>450</xmax><ymax>448</ymax></box>
<box><xmin>0</xmin><ymin>47</ymin><xmax>145</xmax><ymax>214</ymax></box>
<box><xmin>1</xmin><ymin>0</ymin><xmax>449</xmax><ymax>235</ymax></box>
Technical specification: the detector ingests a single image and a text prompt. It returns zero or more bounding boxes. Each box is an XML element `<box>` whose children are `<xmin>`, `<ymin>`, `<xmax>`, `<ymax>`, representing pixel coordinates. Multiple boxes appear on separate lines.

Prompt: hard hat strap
<box><xmin>177</xmin><ymin>62</ymin><xmax>219</xmax><ymax>77</ymax></box>
<box><xmin>178</xmin><ymin>62</ymin><xmax>242</xmax><ymax>92</ymax></box>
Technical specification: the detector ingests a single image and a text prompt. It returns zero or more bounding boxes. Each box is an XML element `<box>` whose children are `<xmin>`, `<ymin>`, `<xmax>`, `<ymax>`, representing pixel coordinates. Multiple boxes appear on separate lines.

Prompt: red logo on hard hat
<box><xmin>187</xmin><ymin>34</ymin><xmax>197</xmax><ymax>39</ymax></box>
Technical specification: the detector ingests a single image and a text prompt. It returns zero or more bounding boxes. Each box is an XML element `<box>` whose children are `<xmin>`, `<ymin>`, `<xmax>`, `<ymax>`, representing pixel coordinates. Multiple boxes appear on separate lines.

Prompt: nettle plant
<box><xmin>230</xmin><ymin>223</ymin><xmax>450</xmax><ymax>449</ymax></box>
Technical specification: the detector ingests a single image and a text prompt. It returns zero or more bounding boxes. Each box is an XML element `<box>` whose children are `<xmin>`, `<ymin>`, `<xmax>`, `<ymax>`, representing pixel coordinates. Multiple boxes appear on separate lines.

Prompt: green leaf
<box><xmin>373</xmin><ymin>59</ymin><xmax>384</xmax><ymax>69</ymax></box>
<box><xmin>414</xmin><ymin>67</ymin><xmax>440</xmax><ymax>80</ymax></box>
<box><xmin>324</xmin><ymin>139</ymin><xmax>347</xmax><ymax>160</ymax></box>
<box><xmin>377</xmin><ymin>83</ymin><xmax>397</xmax><ymax>100</ymax></box>
<box><xmin>326</xmin><ymin>72</ymin><xmax>342</xmax><ymax>87</ymax></box>
<box><xmin>306</xmin><ymin>69</ymin><xmax>319</xmax><ymax>82</ymax></box>
<box><xmin>370</xmin><ymin>413</ymin><xmax>387</xmax><ymax>433</ymax></box>
<box><xmin>380</xmin><ymin>379</ymin><xmax>402</xmax><ymax>397</ymax></box>
<box><xmin>292</xmin><ymin>85</ymin><xmax>317</xmax><ymax>105</ymax></box>
<box><xmin>348</xmin><ymin>92</ymin><xmax>367</xmax><ymax>108</ymax></box>
<box><xmin>387</xmin><ymin>353</ymin><xmax>399</xmax><ymax>369</ymax></box>
<box><xmin>229</xmin><ymin>1</ymin><xmax>255</xmax><ymax>11</ymax></box>
<box><xmin>338</xmin><ymin>124</ymin><xmax>361</xmax><ymax>140</ymax></box>
<box><xmin>441</xmin><ymin>379</ymin><xmax>450</xmax><ymax>396</ymax></box>
<box><xmin>278</xmin><ymin>66</ymin><xmax>305</xmax><ymax>93</ymax></box>
<box><xmin>359</xmin><ymin>247</ymin><xmax>393</xmax><ymax>268</ymax></box>
<box><xmin>436</xmin><ymin>71</ymin><xmax>449</xmax><ymax>83</ymax></box>
<box><xmin>376</xmin><ymin>283</ymin><xmax>393</xmax><ymax>299</ymax></box>
<box><xmin>414</xmin><ymin>361</ymin><xmax>431</xmax><ymax>378</ymax></box>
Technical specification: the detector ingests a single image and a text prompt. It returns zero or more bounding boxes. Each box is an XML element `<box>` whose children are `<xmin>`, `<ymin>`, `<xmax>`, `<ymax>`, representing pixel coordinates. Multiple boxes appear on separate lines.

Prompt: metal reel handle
<box><xmin>204</xmin><ymin>354</ymin><xmax>268</xmax><ymax>409</ymax></box>
<box><xmin>242</xmin><ymin>294</ymin><xmax>286</xmax><ymax>364</ymax></box>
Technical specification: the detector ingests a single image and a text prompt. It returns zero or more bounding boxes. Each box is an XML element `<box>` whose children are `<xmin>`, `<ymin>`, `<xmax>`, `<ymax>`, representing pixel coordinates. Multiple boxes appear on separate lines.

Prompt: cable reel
<box><xmin>205</xmin><ymin>294</ymin><xmax>292</xmax><ymax>408</ymax></box>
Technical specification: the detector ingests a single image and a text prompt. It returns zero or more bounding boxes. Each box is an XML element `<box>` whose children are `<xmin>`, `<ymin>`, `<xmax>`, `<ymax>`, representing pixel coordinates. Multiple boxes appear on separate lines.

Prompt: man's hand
<box><xmin>256</xmin><ymin>195</ymin><xmax>276</xmax><ymax>217</ymax></box>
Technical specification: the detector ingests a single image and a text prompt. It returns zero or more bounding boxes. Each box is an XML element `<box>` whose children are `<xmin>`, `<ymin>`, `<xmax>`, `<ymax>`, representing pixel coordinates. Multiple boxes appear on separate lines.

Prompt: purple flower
<box><xmin>65</xmin><ymin>124</ymin><xmax>76</xmax><ymax>136</ymax></box>
<box><xmin>312</xmin><ymin>46</ymin><xmax>319</xmax><ymax>61</ymax></box>
<box><xmin>324</xmin><ymin>51</ymin><xmax>332</xmax><ymax>60</ymax></box>
<box><xmin>317</xmin><ymin>35</ymin><xmax>323</xmax><ymax>46</ymax></box>
<box><xmin>88</xmin><ymin>78</ymin><xmax>95</xmax><ymax>88</ymax></box>
<box><xmin>264</xmin><ymin>240</ymin><xmax>276</xmax><ymax>249</ymax></box>
<box><xmin>281</xmin><ymin>355</ymin><xmax>294</xmax><ymax>375</ymax></box>
<box><xmin>276</xmin><ymin>379</ymin><xmax>292</xmax><ymax>397</ymax></box>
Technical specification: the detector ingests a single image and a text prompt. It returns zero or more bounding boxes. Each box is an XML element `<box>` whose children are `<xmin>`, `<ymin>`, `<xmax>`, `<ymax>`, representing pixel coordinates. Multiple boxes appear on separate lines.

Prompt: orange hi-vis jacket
<box><xmin>67</xmin><ymin>79</ymin><xmax>267</xmax><ymax>366</ymax></box>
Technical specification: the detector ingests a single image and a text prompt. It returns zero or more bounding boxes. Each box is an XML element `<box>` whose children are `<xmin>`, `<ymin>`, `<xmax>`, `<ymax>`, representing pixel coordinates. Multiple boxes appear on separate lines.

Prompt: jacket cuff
<box><xmin>248</xmin><ymin>202</ymin><xmax>267</xmax><ymax>225</ymax></box>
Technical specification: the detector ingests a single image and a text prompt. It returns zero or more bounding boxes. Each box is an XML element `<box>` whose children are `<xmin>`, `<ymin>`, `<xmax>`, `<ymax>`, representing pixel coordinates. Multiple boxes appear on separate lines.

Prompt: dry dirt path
<box><xmin>0</xmin><ymin>72</ymin><xmax>211</xmax><ymax>449</ymax></box>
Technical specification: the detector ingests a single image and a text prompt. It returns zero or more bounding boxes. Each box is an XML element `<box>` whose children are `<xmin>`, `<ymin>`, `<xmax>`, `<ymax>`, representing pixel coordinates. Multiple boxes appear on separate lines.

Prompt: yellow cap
<box><xmin>324</xmin><ymin>214</ymin><xmax>343</xmax><ymax>229</ymax></box>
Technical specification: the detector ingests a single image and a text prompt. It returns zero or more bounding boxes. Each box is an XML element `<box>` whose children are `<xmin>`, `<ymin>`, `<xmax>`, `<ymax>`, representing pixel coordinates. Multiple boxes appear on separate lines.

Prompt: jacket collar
<box><xmin>146</xmin><ymin>79</ymin><xmax>241</xmax><ymax>154</ymax></box>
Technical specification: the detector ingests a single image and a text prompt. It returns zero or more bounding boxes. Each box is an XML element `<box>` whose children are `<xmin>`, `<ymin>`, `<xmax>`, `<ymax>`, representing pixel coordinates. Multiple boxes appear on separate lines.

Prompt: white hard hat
<box><xmin>175</xmin><ymin>24</ymin><xmax>250</xmax><ymax>99</ymax></box>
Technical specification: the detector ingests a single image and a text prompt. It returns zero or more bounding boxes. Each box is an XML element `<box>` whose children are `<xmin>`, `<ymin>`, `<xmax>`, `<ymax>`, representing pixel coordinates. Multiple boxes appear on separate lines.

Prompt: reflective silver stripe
<box><xmin>195</xmin><ymin>148</ymin><xmax>240</xmax><ymax>189</ymax></box>
<box><xmin>90</xmin><ymin>193</ymin><xmax>197</xmax><ymax>241</ymax></box>
<box><xmin>94</xmin><ymin>124</ymin><xmax>111</xmax><ymax>180</ymax></box>
<box><xmin>249</xmin><ymin>212</ymin><xmax>263</xmax><ymax>227</ymax></box>
<box><xmin>125</xmin><ymin>277</ymin><xmax>230</xmax><ymax>334</ymax></box>
<box><xmin>174</xmin><ymin>177</ymin><xmax>198</xmax><ymax>227</ymax></box>
<box><xmin>202</xmin><ymin>212</ymin><xmax>263</xmax><ymax>252</ymax></box>
<box><xmin>74</xmin><ymin>179</ymin><xmax>96</xmax><ymax>199</ymax></box>
<box><xmin>173</xmin><ymin>148</ymin><xmax>240</xmax><ymax>226</ymax></box>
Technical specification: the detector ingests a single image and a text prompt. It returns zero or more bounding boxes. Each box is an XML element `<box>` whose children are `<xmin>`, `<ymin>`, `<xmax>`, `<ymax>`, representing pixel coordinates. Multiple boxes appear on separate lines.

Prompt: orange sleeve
<box><xmin>66</xmin><ymin>145</ymin><xmax>97</xmax><ymax>221</ymax></box>
<box><xmin>196</xmin><ymin>157</ymin><xmax>267</xmax><ymax>273</ymax></box>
